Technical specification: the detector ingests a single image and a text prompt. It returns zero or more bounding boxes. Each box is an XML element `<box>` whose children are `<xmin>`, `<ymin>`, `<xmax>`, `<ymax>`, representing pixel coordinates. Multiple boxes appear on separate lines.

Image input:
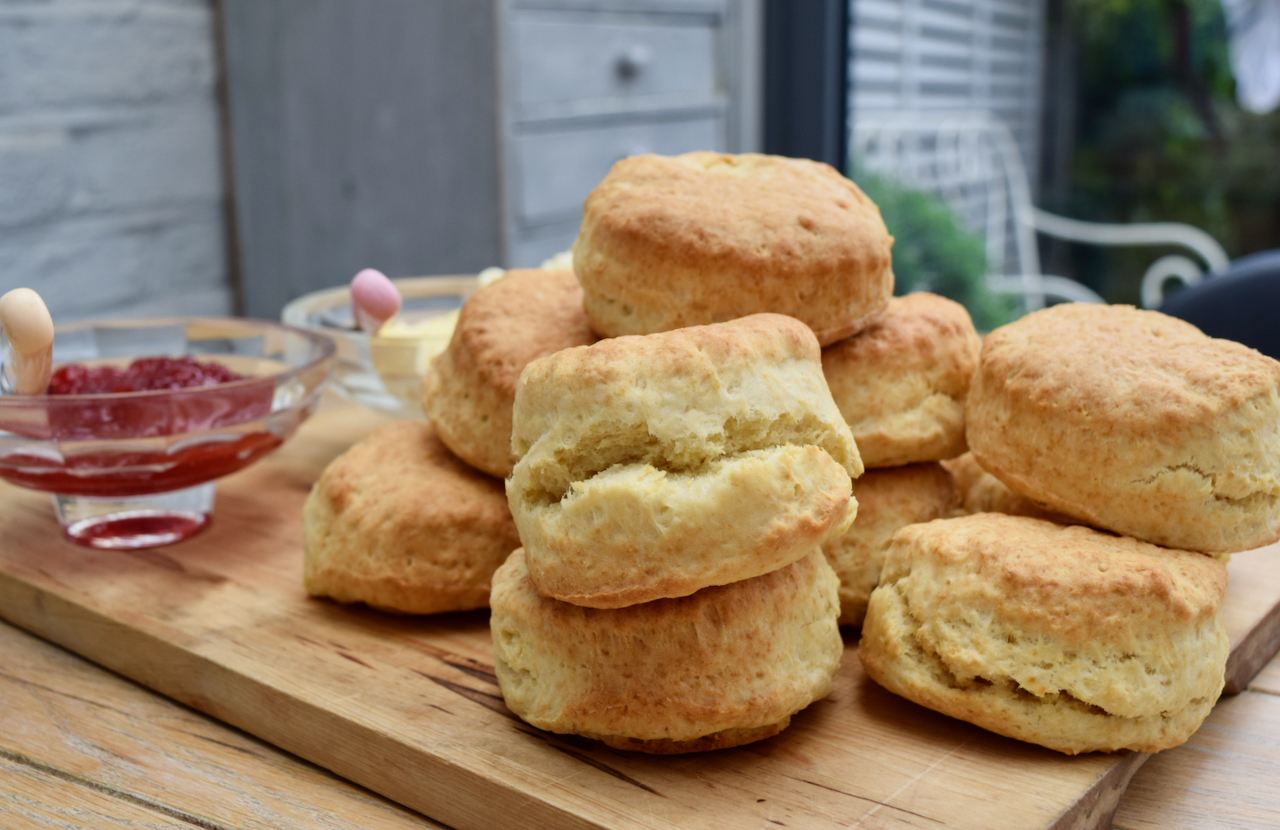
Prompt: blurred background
<box><xmin>2</xmin><ymin>0</ymin><xmax>1277</xmax><ymax>329</ymax></box>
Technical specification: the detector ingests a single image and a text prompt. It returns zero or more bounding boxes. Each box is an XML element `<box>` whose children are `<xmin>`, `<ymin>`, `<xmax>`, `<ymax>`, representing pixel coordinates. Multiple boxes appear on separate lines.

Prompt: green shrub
<box><xmin>854</xmin><ymin>173</ymin><xmax>1019</xmax><ymax>331</ymax></box>
<box><xmin>1051</xmin><ymin>0</ymin><xmax>1280</xmax><ymax>300</ymax></box>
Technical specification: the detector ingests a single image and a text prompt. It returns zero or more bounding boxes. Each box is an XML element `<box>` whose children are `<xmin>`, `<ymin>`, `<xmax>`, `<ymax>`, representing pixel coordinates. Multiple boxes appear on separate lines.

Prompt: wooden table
<box><xmin>3</xmin><ymin>615</ymin><xmax>1279</xmax><ymax>829</ymax></box>
<box><xmin>4</xmin><ymin>398</ymin><xmax>1280</xmax><ymax>829</ymax></box>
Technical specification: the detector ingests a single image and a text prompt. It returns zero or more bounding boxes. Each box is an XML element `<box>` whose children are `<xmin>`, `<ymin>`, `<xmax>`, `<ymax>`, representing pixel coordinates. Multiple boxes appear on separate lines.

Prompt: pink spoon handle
<box><xmin>350</xmin><ymin>269</ymin><xmax>402</xmax><ymax>334</ymax></box>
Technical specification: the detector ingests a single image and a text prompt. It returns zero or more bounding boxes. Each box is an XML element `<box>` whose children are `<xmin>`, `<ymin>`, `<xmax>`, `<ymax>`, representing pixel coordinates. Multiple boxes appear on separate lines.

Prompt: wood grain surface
<box><xmin>1</xmin><ymin>399</ymin><xmax>1278</xmax><ymax>830</ymax></box>
<box><xmin>1249</xmin><ymin>652</ymin><xmax>1280</xmax><ymax>696</ymax></box>
<box><xmin>7</xmin><ymin>619</ymin><xmax>1280</xmax><ymax>830</ymax></box>
<box><xmin>1222</xmin><ymin>545</ymin><xmax>1280</xmax><ymax>694</ymax></box>
<box><xmin>1113</xmin><ymin>687</ymin><xmax>1280</xmax><ymax>830</ymax></box>
<box><xmin>0</xmin><ymin>619</ymin><xmax>441</xmax><ymax>830</ymax></box>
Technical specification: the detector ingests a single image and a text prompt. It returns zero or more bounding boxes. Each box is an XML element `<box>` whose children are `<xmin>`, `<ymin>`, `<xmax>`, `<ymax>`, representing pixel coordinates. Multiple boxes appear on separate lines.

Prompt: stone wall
<box><xmin>0</xmin><ymin>0</ymin><xmax>232</xmax><ymax>322</ymax></box>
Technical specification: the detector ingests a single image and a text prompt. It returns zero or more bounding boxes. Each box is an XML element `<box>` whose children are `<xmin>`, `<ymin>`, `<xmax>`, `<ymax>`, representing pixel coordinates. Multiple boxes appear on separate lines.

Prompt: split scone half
<box><xmin>967</xmin><ymin>303</ymin><xmax>1280</xmax><ymax>553</ymax></box>
<box><xmin>507</xmin><ymin>313</ymin><xmax>863</xmax><ymax>608</ymax></box>
<box><xmin>860</xmin><ymin>513</ymin><xmax>1229</xmax><ymax>755</ymax></box>
<box><xmin>491</xmin><ymin>549</ymin><xmax>843</xmax><ymax>753</ymax></box>
<box><xmin>304</xmin><ymin>420</ymin><xmax>521</xmax><ymax>614</ymax></box>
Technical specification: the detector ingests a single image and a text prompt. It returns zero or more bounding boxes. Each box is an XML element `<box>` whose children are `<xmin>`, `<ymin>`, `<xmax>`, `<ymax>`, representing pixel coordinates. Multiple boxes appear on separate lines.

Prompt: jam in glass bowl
<box><xmin>0</xmin><ymin>317</ymin><xmax>335</xmax><ymax>549</ymax></box>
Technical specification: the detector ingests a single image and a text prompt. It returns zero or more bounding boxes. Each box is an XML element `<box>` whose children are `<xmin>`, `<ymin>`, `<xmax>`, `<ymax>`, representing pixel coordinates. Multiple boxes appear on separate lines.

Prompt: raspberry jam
<box><xmin>65</xmin><ymin>509</ymin><xmax>212</xmax><ymax>550</ymax></box>
<box><xmin>3</xmin><ymin>430</ymin><xmax>283</xmax><ymax>496</ymax></box>
<box><xmin>0</xmin><ymin>355</ymin><xmax>279</xmax><ymax>498</ymax></box>
<box><xmin>49</xmin><ymin>356</ymin><xmax>245</xmax><ymax>394</ymax></box>
<box><xmin>36</xmin><ymin>356</ymin><xmax>275</xmax><ymax>442</ymax></box>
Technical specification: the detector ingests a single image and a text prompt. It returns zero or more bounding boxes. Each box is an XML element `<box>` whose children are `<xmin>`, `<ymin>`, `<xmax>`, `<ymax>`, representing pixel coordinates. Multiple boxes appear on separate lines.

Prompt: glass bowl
<box><xmin>0</xmin><ymin>316</ymin><xmax>335</xmax><ymax>549</ymax></box>
<box><xmin>281</xmin><ymin>275</ymin><xmax>479</xmax><ymax>418</ymax></box>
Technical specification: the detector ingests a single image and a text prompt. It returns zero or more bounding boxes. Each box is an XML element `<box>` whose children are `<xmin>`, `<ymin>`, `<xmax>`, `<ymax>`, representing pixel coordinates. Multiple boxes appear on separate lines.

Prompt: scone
<box><xmin>820</xmin><ymin>463</ymin><xmax>958</xmax><ymax>626</ymax></box>
<box><xmin>822</xmin><ymin>292</ymin><xmax>981</xmax><ymax>468</ymax></box>
<box><xmin>422</xmin><ymin>268</ymin><xmax>597</xmax><ymax>478</ymax></box>
<box><xmin>491</xmin><ymin>549</ymin><xmax>843</xmax><ymax>753</ymax></box>
<box><xmin>303</xmin><ymin>420</ymin><xmax>521</xmax><ymax>614</ymax></box>
<box><xmin>860</xmin><ymin>513</ymin><xmax>1229</xmax><ymax>755</ymax></box>
<box><xmin>967</xmin><ymin>303</ymin><xmax>1280</xmax><ymax>553</ymax></box>
<box><xmin>943</xmin><ymin>452</ymin><xmax>1070</xmax><ymax>522</ymax></box>
<box><xmin>573</xmin><ymin>152</ymin><xmax>894</xmax><ymax>346</ymax></box>
<box><xmin>507</xmin><ymin>313</ymin><xmax>863</xmax><ymax>608</ymax></box>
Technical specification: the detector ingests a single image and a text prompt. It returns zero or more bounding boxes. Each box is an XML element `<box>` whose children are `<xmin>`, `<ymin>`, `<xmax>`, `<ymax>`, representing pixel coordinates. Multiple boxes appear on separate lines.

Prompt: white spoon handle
<box><xmin>0</xmin><ymin>288</ymin><xmax>55</xmax><ymax>395</ymax></box>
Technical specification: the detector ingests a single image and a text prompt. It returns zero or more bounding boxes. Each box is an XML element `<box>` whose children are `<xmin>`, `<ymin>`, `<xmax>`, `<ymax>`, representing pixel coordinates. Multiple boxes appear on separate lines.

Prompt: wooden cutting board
<box><xmin>2</xmin><ymin>399</ymin><xmax>1279</xmax><ymax>830</ymax></box>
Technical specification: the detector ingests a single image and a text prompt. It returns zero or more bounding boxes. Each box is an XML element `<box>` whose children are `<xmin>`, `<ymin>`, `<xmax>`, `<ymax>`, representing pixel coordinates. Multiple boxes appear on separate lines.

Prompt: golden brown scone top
<box><xmin>825</xmin><ymin>292</ymin><xmax>979</xmax><ymax>381</ymax></box>
<box><xmin>314</xmin><ymin>420</ymin><xmax>496</xmax><ymax>513</ymax></box>
<box><xmin>904</xmin><ymin>514</ymin><xmax>1228</xmax><ymax>629</ymax></box>
<box><xmin>580</xmin><ymin>153</ymin><xmax>888</xmax><ymax>262</ymax></box>
<box><xmin>975</xmin><ymin>303</ymin><xmax>1280</xmax><ymax>429</ymax></box>
<box><xmin>422</xmin><ymin>268</ymin><xmax>598</xmax><ymax>477</ymax></box>
<box><xmin>517</xmin><ymin>309</ymin><xmax>817</xmax><ymax>404</ymax></box>
<box><xmin>573</xmin><ymin>152</ymin><xmax>895</xmax><ymax>345</ymax></box>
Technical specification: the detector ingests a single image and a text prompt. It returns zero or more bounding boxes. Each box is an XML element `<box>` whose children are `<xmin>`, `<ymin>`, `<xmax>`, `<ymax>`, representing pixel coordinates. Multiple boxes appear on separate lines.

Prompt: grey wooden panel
<box><xmin>509</xmin><ymin>221</ymin><xmax>582</xmax><ymax>268</ymax></box>
<box><xmin>510</xmin><ymin>114</ymin><xmax>723</xmax><ymax>227</ymax></box>
<box><xmin>511</xmin><ymin>11</ymin><xmax>719</xmax><ymax>118</ymax></box>
<box><xmin>220</xmin><ymin>1</ymin><xmax>502</xmax><ymax>319</ymax></box>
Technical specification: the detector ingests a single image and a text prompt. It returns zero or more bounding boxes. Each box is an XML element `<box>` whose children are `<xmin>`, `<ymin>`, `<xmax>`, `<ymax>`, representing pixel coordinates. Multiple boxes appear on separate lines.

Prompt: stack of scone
<box><xmin>860</xmin><ymin>303</ymin><xmax>1280</xmax><ymax>754</ymax></box>
<box><xmin>302</xmin><ymin>147</ymin><xmax>1267</xmax><ymax>760</ymax></box>
<box><xmin>488</xmin><ymin>150</ymin><xmax>1011</xmax><ymax>751</ymax></box>
<box><xmin>491</xmin><ymin>314</ymin><xmax>859</xmax><ymax>752</ymax></box>
<box><xmin>303</xmin><ymin>267</ymin><xmax>596</xmax><ymax>614</ymax></box>
<box><xmin>572</xmin><ymin>150</ymin><xmax>983</xmax><ymax>629</ymax></box>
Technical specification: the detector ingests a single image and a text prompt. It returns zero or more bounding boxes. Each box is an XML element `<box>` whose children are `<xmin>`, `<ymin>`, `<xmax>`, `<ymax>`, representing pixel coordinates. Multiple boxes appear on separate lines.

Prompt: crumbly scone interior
<box><xmin>513</xmin><ymin>359</ymin><xmax>859</xmax><ymax>509</ymax></box>
<box><xmin>528</xmin><ymin>447</ymin><xmax>857</xmax><ymax>546</ymax></box>
<box><xmin>514</xmin><ymin>412</ymin><xmax>852</xmax><ymax>507</ymax></box>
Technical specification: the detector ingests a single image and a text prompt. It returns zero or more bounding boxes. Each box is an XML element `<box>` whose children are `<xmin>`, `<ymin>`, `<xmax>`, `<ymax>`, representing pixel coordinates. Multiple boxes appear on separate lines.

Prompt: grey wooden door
<box><xmin>219</xmin><ymin>1</ymin><xmax>503</xmax><ymax>318</ymax></box>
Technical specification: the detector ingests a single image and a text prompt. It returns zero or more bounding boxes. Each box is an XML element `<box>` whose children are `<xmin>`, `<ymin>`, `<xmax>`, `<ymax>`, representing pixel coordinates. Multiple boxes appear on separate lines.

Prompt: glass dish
<box><xmin>0</xmin><ymin>317</ymin><xmax>335</xmax><ymax>549</ymax></box>
<box><xmin>281</xmin><ymin>275</ymin><xmax>479</xmax><ymax>417</ymax></box>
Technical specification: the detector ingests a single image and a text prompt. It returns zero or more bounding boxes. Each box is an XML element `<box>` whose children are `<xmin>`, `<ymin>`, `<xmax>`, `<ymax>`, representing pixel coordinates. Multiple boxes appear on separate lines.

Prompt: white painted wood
<box><xmin>512</xmin><ymin>114</ymin><xmax>723</xmax><ymax>227</ymax></box>
<box><xmin>498</xmin><ymin>0</ymin><xmax>760</xmax><ymax>267</ymax></box>
<box><xmin>221</xmin><ymin>0</ymin><xmax>762</xmax><ymax>297</ymax></box>
<box><xmin>0</xmin><ymin>1</ymin><xmax>232</xmax><ymax>322</ymax></box>
<box><xmin>511</xmin><ymin>12</ymin><xmax>720</xmax><ymax>116</ymax></box>
<box><xmin>849</xmin><ymin>0</ymin><xmax>1045</xmax><ymax>171</ymax></box>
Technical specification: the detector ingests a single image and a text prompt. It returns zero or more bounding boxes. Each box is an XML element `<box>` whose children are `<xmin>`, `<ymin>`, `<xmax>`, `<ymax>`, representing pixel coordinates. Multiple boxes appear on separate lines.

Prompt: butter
<box><xmin>377</xmin><ymin>310</ymin><xmax>460</xmax><ymax>342</ymax></box>
<box><xmin>370</xmin><ymin>252</ymin><xmax>573</xmax><ymax>378</ymax></box>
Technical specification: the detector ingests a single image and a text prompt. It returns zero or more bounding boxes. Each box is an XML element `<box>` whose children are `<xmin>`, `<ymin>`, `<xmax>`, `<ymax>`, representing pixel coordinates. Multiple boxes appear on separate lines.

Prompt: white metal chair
<box><xmin>849</xmin><ymin>110</ymin><xmax>1229</xmax><ymax>310</ymax></box>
